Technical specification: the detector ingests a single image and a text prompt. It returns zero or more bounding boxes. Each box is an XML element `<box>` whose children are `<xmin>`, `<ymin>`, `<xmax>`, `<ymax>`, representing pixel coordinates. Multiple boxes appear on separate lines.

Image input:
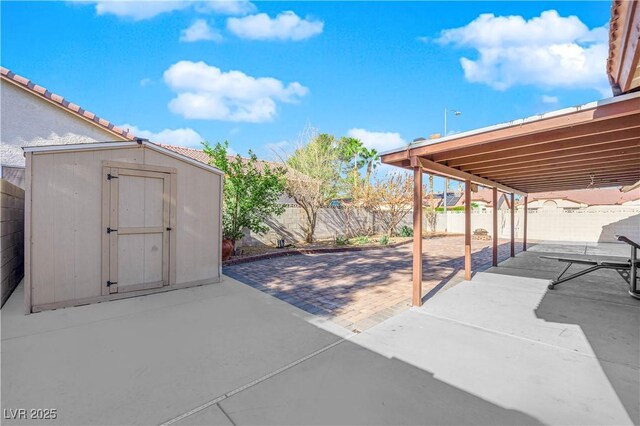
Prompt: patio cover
<box><xmin>380</xmin><ymin>91</ymin><xmax>640</xmax><ymax>306</ymax></box>
<box><xmin>381</xmin><ymin>92</ymin><xmax>639</xmax><ymax>194</ymax></box>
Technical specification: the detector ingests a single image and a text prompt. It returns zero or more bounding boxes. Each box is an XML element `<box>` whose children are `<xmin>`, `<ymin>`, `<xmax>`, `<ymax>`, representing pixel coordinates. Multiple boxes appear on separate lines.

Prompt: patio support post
<box><xmin>492</xmin><ymin>187</ymin><xmax>498</xmax><ymax>267</ymax></box>
<box><xmin>523</xmin><ymin>196</ymin><xmax>528</xmax><ymax>251</ymax></box>
<box><xmin>465</xmin><ymin>179</ymin><xmax>472</xmax><ymax>280</ymax></box>
<box><xmin>412</xmin><ymin>166</ymin><xmax>423</xmax><ymax>307</ymax></box>
<box><xmin>510</xmin><ymin>193</ymin><xmax>515</xmax><ymax>257</ymax></box>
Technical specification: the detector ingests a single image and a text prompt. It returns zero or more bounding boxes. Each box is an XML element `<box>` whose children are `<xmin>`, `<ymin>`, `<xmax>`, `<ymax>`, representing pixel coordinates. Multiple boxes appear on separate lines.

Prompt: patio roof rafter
<box><xmin>488</xmin><ymin>161</ymin><xmax>640</xmax><ymax>180</ymax></box>
<box><xmin>444</xmin><ymin>128</ymin><xmax>640</xmax><ymax>168</ymax></box>
<box><xmin>410</xmin><ymin>156</ymin><xmax>527</xmax><ymax>196</ymax></box>
<box><xmin>432</xmin><ymin>118</ymin><xmax>640</xmax><ymax>164</ymax></box>
<box><xmin>467</xmin><ymin>146</ymin><xmax>640</xmax><ymax>175</ymax></box>
<box><xmin>500</xmin><ymin>170</ymin><xmax>640</xmax><ymax>186</ymax></box>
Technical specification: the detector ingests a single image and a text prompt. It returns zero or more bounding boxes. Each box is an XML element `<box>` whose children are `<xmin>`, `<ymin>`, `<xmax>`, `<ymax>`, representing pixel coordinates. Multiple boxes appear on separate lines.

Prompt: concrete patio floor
<box><xmin>2</xmin><ymin>242</ymin><xmax>637</xmax><ymax>425</ymax></box>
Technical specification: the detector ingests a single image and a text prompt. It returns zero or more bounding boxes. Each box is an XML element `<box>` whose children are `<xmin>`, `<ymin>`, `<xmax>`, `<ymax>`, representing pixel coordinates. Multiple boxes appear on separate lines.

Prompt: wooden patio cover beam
<box><xmin>410</xmin><ymin>156</ymin><xmax>526</xmax><ymax>196</ymax></box>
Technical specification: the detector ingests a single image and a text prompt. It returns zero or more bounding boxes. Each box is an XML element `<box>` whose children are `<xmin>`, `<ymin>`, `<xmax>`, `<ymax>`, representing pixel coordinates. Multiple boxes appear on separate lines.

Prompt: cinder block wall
<box><xmin>238</xmin><ymin>206</ymin><xmax>381</xmax><ymax>247</ymax></box>
<box><xmin>1</xmin><ymin>179</ymin><xmax>25</xmax><ymax>307</ymax></box>
<box><xmin>238</xmin><ymin>205</ymin><xmax>640</xmax><ymax>247</ymax></box>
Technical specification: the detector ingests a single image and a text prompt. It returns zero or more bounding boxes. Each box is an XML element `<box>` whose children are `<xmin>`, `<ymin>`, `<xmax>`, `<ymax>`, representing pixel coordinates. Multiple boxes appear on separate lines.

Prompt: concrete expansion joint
<box><xmin>159</xmin><ymin>338</ymin><xmax>347</xmax><ymax>426</ymax></box>
<box><xmin>414</xmin><ymin>310</ymin><xmax>602</xmax><ymax>360</ymax></box>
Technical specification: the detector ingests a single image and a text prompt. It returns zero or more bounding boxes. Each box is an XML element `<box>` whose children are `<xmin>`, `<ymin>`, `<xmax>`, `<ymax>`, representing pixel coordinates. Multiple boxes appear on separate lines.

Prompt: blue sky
<box><xmin>2</xmin><ymin>1</ymin><xmax>612</xmax><ymax>163</ymax></box>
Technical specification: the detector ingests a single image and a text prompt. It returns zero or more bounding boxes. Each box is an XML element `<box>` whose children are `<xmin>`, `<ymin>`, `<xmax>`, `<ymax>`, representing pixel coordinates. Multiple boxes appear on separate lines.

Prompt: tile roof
<box><xmin>1</xmin><ymin>66</ymin><xmax>135</xmax><ymax>141</ymax></box>
<box><xmin>160</xmin><ymin>144</ymin><xmax>210</xmax><ymax>164</ymax></box>
<box><xmin>160</xmin><ymin>144</ymin><xmax>315</xmax><ymax>184</ymax></box>
<box><xmin>160</xmin><ymin>144</ymin><xmax>284</xmax><ymax>172</ymax></box>
<box><xmin>522</xmin><ymin>187</ymin><xmax>640</xmax><ymax>206</ymax></box>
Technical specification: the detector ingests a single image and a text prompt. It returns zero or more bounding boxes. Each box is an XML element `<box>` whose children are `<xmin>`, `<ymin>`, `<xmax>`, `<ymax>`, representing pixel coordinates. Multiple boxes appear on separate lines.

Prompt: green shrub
<box><xmin>398</xmin><ymin>225</ymin><xmax>413</xmax><ymax>237</ymax></box>
<box><xmin>435</xmin><ymin>206</ymin><xmax>466</xmax><ymax>212</ymax></box>
<box><xmin>335</xmin><ymin>235</ymin><xmax>349</xmax><ymax>246</ymax></box>
<box><xmin>379</xmin><ymin>235</ymin><xmax>389</xmax><ymax>246</ymax></box>
<box><xmin>354</xmin><ymin>235</ymin><xmax>370</xmax><ymax>245</ymax></box>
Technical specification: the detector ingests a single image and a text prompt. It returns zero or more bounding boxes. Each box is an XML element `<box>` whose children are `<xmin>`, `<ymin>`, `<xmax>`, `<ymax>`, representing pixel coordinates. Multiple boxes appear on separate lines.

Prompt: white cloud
<box><xmin>541</xmin><ymin>95</ymin><xmax>559</xmax><ymax>104</ymax></box>
<box><xmin>163</xmin><ymin>60</ymin><xmax>308</xmax><ymax>123</ymax></box>
<box><xmin>120</xmin><ymin>123</ymin><xmax>203</xmax><ymax>147</ymax></box>
<box><xmin>139</xmin><ymin>77</ymin><xmax>153</xmax><ymax>87</ymax></box>
<box><xmin>227</xmin><ymin>11</ymin><xmax>323</xmax><ymax>41</ymax></box>
<box><xmin>437</xmin><ymin>10</ymin><xmax>609</xmax><ymax>94</ymax></box>
<box><xmin>196</xmin><ymin>0</ymin><xmax>255</xmax><ymax>16</ymax></box>
<box><xmin>94</xmin><ymin>1</ymin><xmax>191</xmax><ymax>21</ymax></box>
<box><xmin>346</xmin><ymin>129</ymin><xmax>407</xmax><ymax>153</ymax></box>
<box><xmin>180</xmin><ymin>19</ymin><xmax>222</xmax><ymax>42</ymax></box>
<box><xmin>91</xmin><ymin>1</ymin><xmax>254</xmax><ymax>21</ymax></box>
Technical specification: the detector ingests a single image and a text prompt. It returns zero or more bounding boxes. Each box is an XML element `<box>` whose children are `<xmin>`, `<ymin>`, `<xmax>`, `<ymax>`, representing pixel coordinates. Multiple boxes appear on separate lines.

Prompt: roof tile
<box><xmin>32</xmin><ymin>85</ymin><xmax>46</xmax><ymax>95</ymax></box>
<box><xmin>13</xmin><ymin>74</ymin><xmax>29</xmax><ymax>85</ymax></box>
<box><xmin>50</xmin><ymin>93</ymin><xmax>64</xmax><ymax>103</ymax></box>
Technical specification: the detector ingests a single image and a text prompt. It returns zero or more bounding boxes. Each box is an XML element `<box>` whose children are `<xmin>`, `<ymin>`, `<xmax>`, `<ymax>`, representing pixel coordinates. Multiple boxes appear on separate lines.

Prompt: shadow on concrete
<box><xmin>216</xmin><ymin>338</ymin><xmax>543</xmax><ymax>426</ymax></box>
<box><xmin>599</xmin><ymin>213</ymin><xmax>640</xmax><ymax>243</ymax></box>
<box><xmin>0</xmin><ymin>273</ymin><xmax>542</xmax><ymax>425</ymax></box>
<box><xmin>486</xmin><ymin>250</ymin><xmax>640</xmax><ymax>424</ymax></box>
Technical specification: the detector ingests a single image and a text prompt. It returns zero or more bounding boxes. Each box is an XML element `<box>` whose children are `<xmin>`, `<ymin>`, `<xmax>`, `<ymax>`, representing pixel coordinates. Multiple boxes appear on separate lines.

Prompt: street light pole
<box><xmin>444</xmin><ymin>107</ymin><xmax>447</xmax><ymax>137</ymax></box>
<box><xmin>443</xmin><ymin>108</ymin><xmax>461</xmax><ymax>233</ymax></box>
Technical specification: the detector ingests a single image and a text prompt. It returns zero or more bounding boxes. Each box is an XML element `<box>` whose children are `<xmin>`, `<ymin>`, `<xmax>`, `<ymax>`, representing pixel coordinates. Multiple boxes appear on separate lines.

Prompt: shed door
<box><xmin>103</xmin><ymin>167</ymin><xmax>171</xmax><ymax>295</ymax></box>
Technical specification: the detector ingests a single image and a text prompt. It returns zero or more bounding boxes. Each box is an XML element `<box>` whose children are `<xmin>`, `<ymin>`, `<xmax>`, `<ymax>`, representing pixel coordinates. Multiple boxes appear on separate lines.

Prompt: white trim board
<box><xmin>23</xmin><ymin>141</ymin><xmax>224</xmax><ymax>176</ymax></box>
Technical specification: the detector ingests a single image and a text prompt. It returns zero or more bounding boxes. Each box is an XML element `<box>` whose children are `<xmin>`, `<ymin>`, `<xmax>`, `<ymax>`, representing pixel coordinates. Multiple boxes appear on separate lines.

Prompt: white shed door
<box><xmin>103</xmin><ymin>166</ymin><xmax>171</xmax><ymax>295</ymax></box>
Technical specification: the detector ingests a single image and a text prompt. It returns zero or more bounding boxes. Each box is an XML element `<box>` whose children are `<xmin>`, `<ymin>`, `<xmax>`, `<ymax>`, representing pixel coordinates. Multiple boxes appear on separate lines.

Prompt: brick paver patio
<box><xmin>224</xmin><ymin>236</ymin><xmax>526</xmax><ymax>332</ymax></box>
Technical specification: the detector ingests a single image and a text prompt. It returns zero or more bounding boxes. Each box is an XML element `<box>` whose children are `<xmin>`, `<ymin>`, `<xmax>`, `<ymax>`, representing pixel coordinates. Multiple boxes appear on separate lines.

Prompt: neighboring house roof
<box><xmin>161</xmin><ymin>144</ymin><xmax>210</xmax><ymax>164</ymax></box>
<box><xmin>439</xmin><ymin>188</ymin><xmax>511</xmax><ymax>208</ymax></box>
<box><xmin>427</xmin><ymin>192</ymin><xmax>462</xmax><ymax>207</ymax></box>
<box><xmin>522</xmin><ymin>187</ymin><xmax>640</xmax><ymax>206</ymax></box>
<box><xmin>471</xmin><ymin>188</ymin><xmax>494</xmax><ymax>205</ymax></box>
<box><xmin>1</xmin><ymin>66</ymin><xmax>135</xmax><ymax>142</ymax></box>
<box><xmin>160</xmin><ymin>144</ymin><xmax>313</xmax><ymax>184</ymax></box>
<box><xmin>160</xmin><ymin>144</ymin><xmax>284</xmax><ymax>172</ymax></box>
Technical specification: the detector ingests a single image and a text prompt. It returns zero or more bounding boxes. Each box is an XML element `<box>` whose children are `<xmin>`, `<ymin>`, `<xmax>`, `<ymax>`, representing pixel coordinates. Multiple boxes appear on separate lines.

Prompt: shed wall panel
<box><xmin>144</xmin><ymin>149</ymin><xmax>221</xmax><ymax>285</ymax></box>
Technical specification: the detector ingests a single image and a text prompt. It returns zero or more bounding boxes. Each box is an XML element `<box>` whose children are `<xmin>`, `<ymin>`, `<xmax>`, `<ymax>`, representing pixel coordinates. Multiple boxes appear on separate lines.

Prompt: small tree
<box><xmin>204</xmin><ymin>141</ymin><xmax>286</xmax><ymax>244</ymax></box>
<box><xmin>362</xmin><ymin>172</ymin><xmax>415</xmax><ymax>237</ymax></box>
<box><xmin>425</xmin><ymin>174</ymin><xmax>438</xmax><ymax>232</ymax></box>
<box><xmin>284</xmin><ymin>132</ymin><xmax>341</xmax><ymax>243</ymax></box>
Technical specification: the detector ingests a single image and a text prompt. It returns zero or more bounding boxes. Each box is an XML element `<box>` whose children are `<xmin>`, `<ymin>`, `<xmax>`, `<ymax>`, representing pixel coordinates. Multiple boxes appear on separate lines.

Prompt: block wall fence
<box><xmin>1</xmin><ymin>179</ymin><xmax>25</xmax><ymax>306</ymax></box>
<box><xmin>238</xmin><ymin>206</ymin><xmax>640</xmax><ymax>247</ymax></box>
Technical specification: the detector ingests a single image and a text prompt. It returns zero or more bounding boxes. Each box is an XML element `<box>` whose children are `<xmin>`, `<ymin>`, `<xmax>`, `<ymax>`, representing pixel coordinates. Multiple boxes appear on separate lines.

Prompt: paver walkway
<box><xmin>224</xmin><ymin>236</ymin><xmax>525</xmax><ymax>331</ymax></box>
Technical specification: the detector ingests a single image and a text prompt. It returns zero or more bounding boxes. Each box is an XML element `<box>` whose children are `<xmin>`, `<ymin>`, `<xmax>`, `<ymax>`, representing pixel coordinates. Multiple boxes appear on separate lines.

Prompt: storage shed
<box><xmin>23</xmin><ymin>140</ymin><xmax>223</xmax><ymax>313</ymax></box>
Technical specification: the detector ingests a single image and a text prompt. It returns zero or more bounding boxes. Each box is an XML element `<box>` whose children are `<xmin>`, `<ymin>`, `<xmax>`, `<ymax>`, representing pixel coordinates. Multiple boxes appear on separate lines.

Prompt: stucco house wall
<box><xmin>527</xmin><ymin>199</ymin><xmax>586</xmax><ymax>210</ymax></box>
<box><xmin>1</xmin><ymin>80</ymin><xmax>125</xmax><ymax>170</ymax></box>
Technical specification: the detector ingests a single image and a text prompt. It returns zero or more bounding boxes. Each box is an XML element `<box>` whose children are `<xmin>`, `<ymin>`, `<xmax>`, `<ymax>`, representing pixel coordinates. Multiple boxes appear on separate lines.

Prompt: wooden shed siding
<box><xmin>144</xmin><ymin>149</ymin><xmax>221</xmax><ymax>285</ymax></box>
<box><xmin>28</xmin><ymin>145</ymin><xmax>221</xmax><ymax>311</ymax></box>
